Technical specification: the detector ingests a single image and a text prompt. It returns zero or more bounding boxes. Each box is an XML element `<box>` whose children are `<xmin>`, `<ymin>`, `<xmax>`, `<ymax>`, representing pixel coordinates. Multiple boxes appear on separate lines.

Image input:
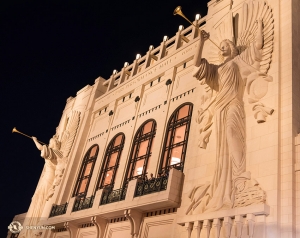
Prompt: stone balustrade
<box><xmin>100</xmin><ymin>17</ymin><xmax>206</xmax><ymax>94</ymax></box>
<box><xmin>177</xmin><ymin>204</ymin><xmax>270</xmax><ymax>238</ymax></box>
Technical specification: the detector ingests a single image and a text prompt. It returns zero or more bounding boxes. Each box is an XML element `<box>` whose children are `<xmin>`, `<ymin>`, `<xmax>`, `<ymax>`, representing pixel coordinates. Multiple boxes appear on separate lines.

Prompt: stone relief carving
<box><xmin>189</xmin><ymin>0</ymin><xmax>273</xmax><ymax>214</ymax></box>
<box><xmin>20</xmin><ymin>111</ymin><xmax>80</xmax><ymax>238</ymax></box>
<box><xmin>47</xmin><ymin>110</ymin><xmax>81</xmax><ymax>199</ymax></box>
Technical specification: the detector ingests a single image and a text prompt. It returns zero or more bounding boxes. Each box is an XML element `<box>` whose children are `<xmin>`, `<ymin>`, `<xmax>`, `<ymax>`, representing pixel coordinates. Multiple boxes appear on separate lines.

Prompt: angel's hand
<box><xmin>201</xmin><ymin>30</ymin><xmax>210</xmax><ymax>41</ymax></box>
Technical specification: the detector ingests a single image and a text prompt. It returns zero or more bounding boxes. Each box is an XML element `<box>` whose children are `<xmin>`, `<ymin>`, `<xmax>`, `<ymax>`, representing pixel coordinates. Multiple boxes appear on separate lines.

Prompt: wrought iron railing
<box><xmin>100</xmin><ymin>187</ymin><xmax>127</xmax><ymax>205</ymax></box>
<box><xmin>72</xmin><ymin>195</ymin><xmax>94</xmax><ymax>212</ymax></box>
<box><xmin>49</xmin><ymin>202</ymin><xmax>68</xmax><ymax>217</ymax></box>
<box><xmin>160</xmin><ymin>162</ymin><xmax>184</xmax><ymax>174</ymax></box>
<box><xmin>134</xmin><ymin>175</ymin><xmax>169</xmax><ymax>197</ymax></box>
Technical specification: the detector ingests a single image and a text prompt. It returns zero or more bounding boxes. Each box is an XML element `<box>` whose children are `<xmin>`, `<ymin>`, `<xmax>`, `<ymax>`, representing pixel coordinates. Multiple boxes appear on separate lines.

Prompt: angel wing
<box><xmin>60</xmin><ymin>111</ymin><xmax>81</xmax><ymax>158</ymax></box>
<box><xmin>236</xmin><ymin>0</ymin><xmax>274</xmax><ymax>74</ymax></box>
<box><xmin>208</xmin><ymin>0</ymin><xmax>274</xmax><ymax>74</ymax></box>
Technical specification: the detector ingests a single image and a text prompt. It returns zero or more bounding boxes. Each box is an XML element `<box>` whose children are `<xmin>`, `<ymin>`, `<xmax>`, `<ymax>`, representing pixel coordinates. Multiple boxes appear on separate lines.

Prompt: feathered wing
<box><xmin>236</xmin><ymin>0</ymin><xmax>274</xmax><ymax>74</ymax></box>
<box><xmin>60</xmin><ymin>111</ymin><xmax>81</xmax><ymax>157</ymax></box>
<box><xmin>208</xmin><ymin>0</ymin><xmax>274</xmax><ymax>73</ymax></box>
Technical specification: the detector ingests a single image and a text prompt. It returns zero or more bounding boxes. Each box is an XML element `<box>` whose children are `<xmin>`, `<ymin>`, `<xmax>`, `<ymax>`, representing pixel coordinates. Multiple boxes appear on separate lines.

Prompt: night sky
<box><xmin>1</xmin><ymin>0</ymin><xmax>209</xmax><ymax>235</ymax></box>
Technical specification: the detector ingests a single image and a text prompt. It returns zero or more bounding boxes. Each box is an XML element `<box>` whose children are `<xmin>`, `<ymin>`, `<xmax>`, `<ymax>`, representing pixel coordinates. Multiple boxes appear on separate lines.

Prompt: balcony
<box><xmin>72</xmin><ymin>196</ymin><xmax>94</xmax><ymax>212</ymax></box>
<box><xmin>93</xmin><ymin>168</ymin><xmax>183</xmax><ymax>218</ymax></box>
<box><xmin>42</xmin><ymin>168</ymin><xmax>183</xmax><ymax>227</ymax></box>
<box><xmin>100</xmin><ymin>187</ymin><xmax>127</xmax><ymax>205</ymax></box>
<box><xmin>49</xmin><ymin>202</ymin><xmax>68</xmax><ymax>217</ymax></box>
<box><xmin>134</xmin><ymin>174</ymin><xmax>168</xmax><ymax>197</ymax></box>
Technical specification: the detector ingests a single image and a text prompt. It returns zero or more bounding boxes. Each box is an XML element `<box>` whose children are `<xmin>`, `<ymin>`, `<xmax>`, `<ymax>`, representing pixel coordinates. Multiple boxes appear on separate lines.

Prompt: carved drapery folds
<box><xmin>191</xmin><ymin>0</ymin><xmax>273</xmax><ymax>214</ymax></box>
<box><xmin>47</xmin><ymin>110</ymin><xmax>81</xmax><ymax>200</ymax></box>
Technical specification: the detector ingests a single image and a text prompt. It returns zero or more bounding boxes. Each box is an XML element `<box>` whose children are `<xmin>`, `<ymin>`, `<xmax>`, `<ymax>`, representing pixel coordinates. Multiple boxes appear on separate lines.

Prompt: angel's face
<box><xmin>220</xmin><ymin>41</ymin><xmax>231</xmax><ymax>57</ymax></box>
<box><xmin>49</xmin><ymin>138</ymin><xmax>55</xmax><ymax>149</ymax></box>
<box><xmin>49</xmin><ymin>137</ymin><xmax>59</xmax><ymax>149</ymax></box>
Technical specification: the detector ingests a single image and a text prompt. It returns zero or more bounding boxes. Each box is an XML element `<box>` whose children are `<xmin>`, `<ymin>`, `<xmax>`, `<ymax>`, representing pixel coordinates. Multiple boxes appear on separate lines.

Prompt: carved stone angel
<box><xmin>20</xmin><ymin>111</ymin><xmax>80</xmax><ymax>238</ymax></box>
<box><xmin>45</xmin><ymin>111</ymin><xmax>81</xmax><ymax>200</ymax></box>
<box><xmin>188</xmin><ymin>0</ymin><xmax>272</xmax><ymax>214</ymax></box>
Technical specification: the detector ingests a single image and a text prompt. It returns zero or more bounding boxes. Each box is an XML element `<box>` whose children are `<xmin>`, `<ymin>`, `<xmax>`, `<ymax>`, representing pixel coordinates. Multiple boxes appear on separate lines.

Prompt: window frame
<box><xmin>72</xmin><ymin>144</ymin><xmax>99</xmax><ymax>198</ymax></box>
<box><xmin>124</xmin><ymin>119</ymin><xmax>157</xmax><ymax>185</ymax></box>
<box><xmin>159</xmin><ymin>103</ymin><xmax>193</xmax><ymax>173</ymax></box>
<box><xmin>97</xmin><ymin>133</ymin><xmax>125</xmax><ymax>190</ymax></box>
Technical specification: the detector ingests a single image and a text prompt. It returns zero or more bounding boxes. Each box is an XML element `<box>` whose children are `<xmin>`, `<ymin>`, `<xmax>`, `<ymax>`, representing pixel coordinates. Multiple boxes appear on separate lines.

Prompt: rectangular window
<box><xmin>134</xmin><ymin>159</ymin><xmax>145</xmax><ymax>176</ymax></box>
<box><xmin>138</xmin><ymin>140</ymin><xmax>149</xmax><ymax>157</ymax></box>
<box><xmin>103</xmin><ymin>170</ymin><xmax>114</xmax><ymax>185</ymax></box>
<box><xmin>84</xmin><ymin>162</ymin><xmax>93</xmax><ymax>176</ymax></box>
<box><xmin>78</xmin><ymin>178</ymin><xmax>88</xmax><ymax>194</ymax></box>
<box><xmin>174</xmin><ymin>125</ymin><xmax>186</xmax><ymax>144</ymax></box>
<box><xmin>108</xmin><ymin>152</ymin><xmax>118</xmax><ymax>167</ymax></box>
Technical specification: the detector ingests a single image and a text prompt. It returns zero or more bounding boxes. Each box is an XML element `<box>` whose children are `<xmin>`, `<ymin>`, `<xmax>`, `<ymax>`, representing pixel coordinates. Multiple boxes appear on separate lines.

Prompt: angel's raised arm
<box><xmin>32</xmin><ymin>136</ymin><xmax>43</xmax><ymax>151</ymax></box>
<box><xmin>194</xmin><ymin>30</ymin><xmax>209</xmax><ymax>67</ymax></box>
<box><xmin>255</xmin><ymin>19</ymin><xmax>263</xmax><ymax>50</ymax></box>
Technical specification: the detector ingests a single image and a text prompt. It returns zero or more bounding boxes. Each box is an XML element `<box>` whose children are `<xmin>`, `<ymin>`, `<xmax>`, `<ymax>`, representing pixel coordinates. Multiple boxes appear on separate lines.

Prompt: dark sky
<box><xmin>1</xmin><ymin>0</ymin><xmax>209</xmax><ymax>235</ymax></box>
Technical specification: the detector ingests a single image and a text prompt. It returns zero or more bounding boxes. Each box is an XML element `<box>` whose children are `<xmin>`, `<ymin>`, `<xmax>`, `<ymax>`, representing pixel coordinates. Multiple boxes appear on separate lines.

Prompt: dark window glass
<box><xmin>159</xmin><ymin>103</ymin><xmax>193</xmax><ymax>172</ymax></box>
<box><xmin>124</xmin><ymin>120</ymin><xmax>156</xmax><ymax>184</ymax></box>
<box><xmin>73</xmin><ymin>145</ymin><xmax>99</xmax><ymax>197</ymax></box>
<box><xmin>97</xmin><ymin>133</ymin><xmax>125</xmax><ymax>189</ymax></box>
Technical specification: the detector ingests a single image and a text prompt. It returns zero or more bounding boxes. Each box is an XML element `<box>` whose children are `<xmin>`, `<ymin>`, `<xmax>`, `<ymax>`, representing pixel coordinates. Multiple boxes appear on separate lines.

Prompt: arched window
<box><xmin>160</xmin><ymin>103</ymin><xmax>193</xmax><ymax>173</ymax></box>
<box><xmin>125</xmin><ymin>120</ymin><xmax>156</xmax><ymax>183</ymax></box>
<box><xmin>73</xmin><ymin>144</ymin><xmax>99</xmax><ymax>197</ymax></box>
<box><xmin>97</xmin><ymin>133</ymin><xmax>125</xmax><ymax>189</ymax></box>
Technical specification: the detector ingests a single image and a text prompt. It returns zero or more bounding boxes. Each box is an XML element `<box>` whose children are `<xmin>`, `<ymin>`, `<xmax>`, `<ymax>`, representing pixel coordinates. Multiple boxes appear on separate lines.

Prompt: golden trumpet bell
<box><xmin>173</xmin><ymin>6</ymin><xmax>195</xmax><ymax>28</ymax></box>
<box><xmin>173</xmin><ymin>6</ymin><xmax>182</xmax><ymax>16</ymax></box>
<box><xmin>12</xmin><ymin>127</ymin><xmax>18</xmax><ymax>133</ymax></box>
<box><xmin>173</xmin><ymin>6</ymin><xmax>221</xmax><ymax>50</ymax></box>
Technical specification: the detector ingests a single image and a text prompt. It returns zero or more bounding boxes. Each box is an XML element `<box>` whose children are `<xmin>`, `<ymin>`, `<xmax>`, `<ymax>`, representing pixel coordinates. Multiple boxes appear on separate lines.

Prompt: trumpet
<box><xmin>173</xmin><ymin>6</ymin><xmax>221</xmax><ymax>50</ymax></box>
<box><xmin>12</xmin><ymin>127</ymin><xmax>47</xmax><ymax>145</ymax></box>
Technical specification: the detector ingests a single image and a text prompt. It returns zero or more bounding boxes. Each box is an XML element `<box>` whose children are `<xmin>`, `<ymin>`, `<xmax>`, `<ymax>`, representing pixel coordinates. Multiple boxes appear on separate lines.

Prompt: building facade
<box><xmin>8</xmin><ymin>0</ymin><xmax>300</xmax><ymax>237</ymax></box>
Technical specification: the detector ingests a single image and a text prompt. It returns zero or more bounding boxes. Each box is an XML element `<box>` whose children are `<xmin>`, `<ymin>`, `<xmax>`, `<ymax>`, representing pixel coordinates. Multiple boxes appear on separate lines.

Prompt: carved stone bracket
<box><xmin>64</xmin><ymin>221</ymin><xmax>78</xmax><ymax>238</ymax></box>
<box><xmin>91</xmin><ymin>216</ymin><xmax>107</xmax><ymax>238</ymax></box>
<box><xmin>124</xmin><ymin>209</ymin><xmax>143</xmax><ymax>238</ymax></box>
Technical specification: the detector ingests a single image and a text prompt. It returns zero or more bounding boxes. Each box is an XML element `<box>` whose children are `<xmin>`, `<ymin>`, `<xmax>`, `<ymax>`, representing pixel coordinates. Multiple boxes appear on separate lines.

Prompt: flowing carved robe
<box><xmin>193</xmin><ymin>43</ymin><xmax>261</xmax><ymax>212</ymax></box>
<box><xmin>20</xmin><ymin>145</ymin><xmax>57</xmax><ymax>238</ymax></box>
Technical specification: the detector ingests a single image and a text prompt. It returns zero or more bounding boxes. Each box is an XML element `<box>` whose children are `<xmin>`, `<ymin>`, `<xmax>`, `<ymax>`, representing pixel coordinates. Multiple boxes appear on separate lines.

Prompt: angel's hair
<box><xmin>219</xmin><ymin>39</ymin><xmax>239</xmax><ymax>62</ymax></box>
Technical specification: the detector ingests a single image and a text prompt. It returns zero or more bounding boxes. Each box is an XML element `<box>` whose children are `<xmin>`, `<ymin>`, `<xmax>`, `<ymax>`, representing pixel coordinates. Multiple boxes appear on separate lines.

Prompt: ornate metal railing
<box><xmin>134</xmin><ymin>175</ymin><xmax>168</xmax><ymax>197</ymax></box>
<box><xmin>72</xmin><ymin>195</ymin><xmax>94</xmax><ymax>212</ymax></box>
<box><xmin>160</xmin><ymin>162</ymin><xmax>184</xmax><ymax>174</ymax></box>
<box><xmin>100</xmin><ymin>187</ymin><xmax>127</xmax><ymax>205</ymax></box>
<box><xmin>49</xmin><ymin>202</ymin><xmax>68</xmax><ymax>217</ymax></box>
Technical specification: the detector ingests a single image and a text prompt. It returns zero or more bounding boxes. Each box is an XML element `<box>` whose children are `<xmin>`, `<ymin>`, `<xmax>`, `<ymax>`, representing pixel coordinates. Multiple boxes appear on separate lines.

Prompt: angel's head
<box><xmin>219</xmin><ymin>39</ymin><xmax>239</xmax><ymax>60</ymax></box>
<box><xmin>49</xmin><ymin>135</ymin><xmax>61</xmax><ymax>150</ymax></box>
